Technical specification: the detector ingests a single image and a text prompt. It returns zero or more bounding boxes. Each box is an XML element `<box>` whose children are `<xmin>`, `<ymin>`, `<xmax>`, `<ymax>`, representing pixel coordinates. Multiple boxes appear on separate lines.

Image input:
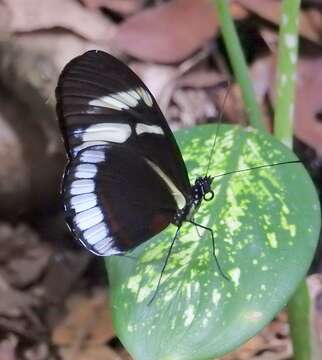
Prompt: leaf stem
<box><xmin>213</xmin><ymin>0</ymin><xmax>264</xmax><ymax>131</ymax></box>
<box><xmin>214</xmin><ymin>1</ymin><xmax>311</xmax><ymax>359</ymax></box>
<box><xmin>273</xmin><ymin>1</ymin><xmax>311</xmax><ymax>359</ymax></box>
<box><xmin>288</xmin><ymin>281</ymin><xmax>311</xmax><ymax>360</ymax></box>
<box><xmin>274</xmin><ymin>0</ymin><xmax>300</xmax><ymax>147</ymax></box>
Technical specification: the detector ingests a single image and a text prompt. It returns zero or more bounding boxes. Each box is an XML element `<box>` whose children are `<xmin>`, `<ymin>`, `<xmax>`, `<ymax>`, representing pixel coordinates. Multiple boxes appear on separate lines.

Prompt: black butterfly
<box><xmin>56</xmin><ymin>50</ymin><xmax>216</xmax><ymax>261</ymax></box>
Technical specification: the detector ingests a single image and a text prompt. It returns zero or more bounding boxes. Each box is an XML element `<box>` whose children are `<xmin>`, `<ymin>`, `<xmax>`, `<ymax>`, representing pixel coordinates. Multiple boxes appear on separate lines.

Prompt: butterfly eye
<box><xmin>203</xmin><ymin>190</ymin><xmax>214</xmax><ymax>202</ymax></box>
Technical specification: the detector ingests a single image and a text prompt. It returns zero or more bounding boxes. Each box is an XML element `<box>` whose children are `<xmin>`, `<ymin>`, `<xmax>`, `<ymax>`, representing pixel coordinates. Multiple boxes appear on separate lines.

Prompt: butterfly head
<box><xmin>193</xmin><ymin>176</ymin><xmax>214</xmax><ymax>202</ymax></box>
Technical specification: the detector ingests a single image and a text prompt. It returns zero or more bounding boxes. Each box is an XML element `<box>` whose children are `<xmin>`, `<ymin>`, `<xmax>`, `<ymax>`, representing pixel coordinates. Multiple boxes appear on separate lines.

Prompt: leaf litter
<box><xmin>0</xmin><ymin>0</ymin><xmax>321</xmax><ymax>359</ymax></box>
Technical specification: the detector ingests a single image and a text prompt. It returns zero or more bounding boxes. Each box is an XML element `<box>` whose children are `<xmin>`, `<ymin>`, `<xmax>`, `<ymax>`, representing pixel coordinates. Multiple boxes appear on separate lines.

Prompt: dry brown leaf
<box><xmin>0</xmin><ymin>106</ymin><xmax>29</xmax><ymax>215</ymax></box>
<box><xmin>177</xmin><ymin>70</ymin><xmax>225</xmax><ymax>89</ymax></box>
<box><xmin>24</xmin><ymin>343</ymin><xmax>50</xmax><ymax>360</ymax></box>
<box><xmin>42</xmin><ymin>250</ymin><xmax>90</xmax><ymax>304</ymax></box>
<box><xmin>209</xmin><ymin>83</ymin><xmax>246</xmax><ymax>126</ymax></box>
<box><xmin>0</xmin><ymin>223</ymin><xmax>51</xmax><ymax>288</ymax></box>
<box><xmin>250</xmin><ymin>54</ymin><xmax>322</xmax><ymax>153</ymax></box>
<box><xmin>220</xmin><ymin>313</ymin><xmax>290</xmax><ymax>360</ymax></box>
<box><xmin>250</xmin><ymin>55</ymin><xmax>275</xmax><ymax>131</ymax></box>
<box><xmin>113</xmin><ymin>0</ymin><xmax>247</xmax><ymax>63</ymax></box>
<box><xmin>293</xmin><ymin>57</ymin><xmax>322</xmax><ymax>154</ymax></box>
<box><xmin>236</xmin><ymin>0</ymin><xmax>322</xmax><ymax>45</ymax></box>
<box><xmin>113</xmin><ymin>0</ymin><xmax>218</xmax><ymax>63</ymax></box>
<box><xmin>52</xmin><ymin>291</ymin><xmax>115</xmax><ymax>347</ymax></box>
<box><xmin>4</xmin><ymin>0</ymin><xmax>116</xmax><ymax>42</ymax></box>
<box><xmin>235</xmin><ymin>0</ymin><xmax>281</xmax><ymax>25</ymax></box>
<box><xmin>130</xmin><ymin>62</ymin><xmax>177</xmax><ymax>99</ymax></box>
<box><xmin>0</xmin><ymin>3</ymin><xmax>11</xmax><ymax>35</ymax></box>
<box><xmin>81</xmin><ymin>0</ymin><xmax>143</xmax><ymax>16</ymax></box>
<box><xmin>8</xmin><ymin>247</ymin><xmax>50</xmax><ymax>288</ymax></box>
<box><xmin>0</xmin><ymin>336</ymin><xmax>17</xmax><ymax>360</ymax></box>
<box><xmin>307</xmin><ymin>274</ymin><xmax>322</xmax><ymax>359</ymax></box>
<box><xmin>61</xmin><ymin>345</ymin><xmax>123</xmax><ymax>360</ymax></box>
<box><xmin>172</xmin><ymin>89</ymin><xmax>217</xmax><ymax>126</ymax></box>
<box><xmin>299</xmin><ymin>7</ymin><xmax>322</xmax><ymax>44</ymax></box>
<box><xmin>116</xmin><ymin>348</ymin><xmax>133</xmax><ymax>360</ymax></box>
<box><xmin>0</xmin><ymin>275</ymin><xmax>38</xmax><ymax>318</ymax></box>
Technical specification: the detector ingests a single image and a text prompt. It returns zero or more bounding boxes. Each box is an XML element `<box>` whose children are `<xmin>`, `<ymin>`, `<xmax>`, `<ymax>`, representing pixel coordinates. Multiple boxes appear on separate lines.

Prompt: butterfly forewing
<box><xmin>56</xmin><ymin>50</ymin><xmax>191</xmax><ymax>255</ymax></box>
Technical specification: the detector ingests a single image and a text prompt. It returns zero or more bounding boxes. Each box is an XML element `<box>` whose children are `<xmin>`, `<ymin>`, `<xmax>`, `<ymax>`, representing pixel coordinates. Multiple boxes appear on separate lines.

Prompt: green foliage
<box><xmin>106</xmin><ymin>124</ymin><xmax>320</xmax><ymax>360</ymax></box>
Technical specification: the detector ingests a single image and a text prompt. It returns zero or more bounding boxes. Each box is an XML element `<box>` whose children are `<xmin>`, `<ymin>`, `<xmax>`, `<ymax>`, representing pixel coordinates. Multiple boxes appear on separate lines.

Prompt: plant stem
<box><xmin>214</xmin><ymin>0</ymin><xmax>311</xmax><ymax>359</ymax></box>
<box><xmin>274</xmin><ymin>1</ymin><xmax>311</xmax><ymax>359</ymax></box>
<box><xmin>288</xmin><ymin>281</ymin><xmax>311</xmax><ymax>360</ymax></box>
<box><xmin>214</xmin><ymin>0</ymin><xmax>264</xmax><ymax>131</ymax></box>
<box><xmin>274</xmin><ymin>0</ymin><xmax>301</xmax><ymax>148</ymax></box>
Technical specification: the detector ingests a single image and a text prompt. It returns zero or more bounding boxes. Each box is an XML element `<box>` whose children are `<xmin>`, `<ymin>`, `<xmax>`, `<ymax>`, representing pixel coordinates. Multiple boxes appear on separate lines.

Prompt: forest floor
<box><xmin>0</xmin><ymin>1</ymin><xmax>322</xmax><ymax>359</ymax></box>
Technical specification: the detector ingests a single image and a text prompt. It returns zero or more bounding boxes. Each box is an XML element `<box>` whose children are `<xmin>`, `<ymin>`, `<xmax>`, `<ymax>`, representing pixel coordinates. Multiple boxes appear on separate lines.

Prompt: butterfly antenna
<box><xmin>205</xmin><ymin>82</ymin><xmax>231</xmax><ymax>177</ymax></box>
<box><xmin>148</xmin><ymin>226</ymin><xmax>180</xmax><ymax>305</ymax></box>
<box><xmin>212</xmin><ymin>160</ymin><xmax>301</xmax><ymax>180</ymax></box>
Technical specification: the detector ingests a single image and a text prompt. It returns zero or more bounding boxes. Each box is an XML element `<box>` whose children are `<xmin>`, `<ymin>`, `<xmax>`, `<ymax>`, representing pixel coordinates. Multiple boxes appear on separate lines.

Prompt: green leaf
<box><xmin>106</xmin><ymin>124</ymin><xmax>320</xmax><ymax>360</ymax></box>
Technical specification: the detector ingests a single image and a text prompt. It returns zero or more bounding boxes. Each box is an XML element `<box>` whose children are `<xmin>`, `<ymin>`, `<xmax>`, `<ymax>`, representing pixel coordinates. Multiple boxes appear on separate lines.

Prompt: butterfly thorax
<box><xmin>173</xmin><ymin>176</ymin><xmax>214</xmax><ymax>227</ymax></box>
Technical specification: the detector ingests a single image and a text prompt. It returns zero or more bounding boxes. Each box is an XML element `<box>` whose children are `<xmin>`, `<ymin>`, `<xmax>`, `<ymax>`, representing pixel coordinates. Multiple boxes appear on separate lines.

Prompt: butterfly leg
<box><xmin>148</xmin><ymin>226</ymin><xmax>181</xmax><ymax>305</ymax></box>
<box><xmin>188</xmin><ymin>220</ymin><xmax>230</xmax><ymax>281</ymax></box>
<box><xmin>192</xmin><ymin>217</ymin><xmax>202</xmax><ymax>239</ymax></box>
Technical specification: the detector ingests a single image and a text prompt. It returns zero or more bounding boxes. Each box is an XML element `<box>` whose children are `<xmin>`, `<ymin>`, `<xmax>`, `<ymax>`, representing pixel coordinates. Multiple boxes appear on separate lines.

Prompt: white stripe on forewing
<box><xmin>137</xmin><ymin>87</ymin><xmax>153</xmax><ymax>107</ymax></box>
<box><xmin>145</xmin><ymin>159</ymin><xmax>186</xmax><ymax>209</ymax></box>
<box><xmin>89</xmin><ymin>87</ymin><xmax>153</xmax><ymax>111</ymax></box>
<box><xmin>89</xmin><ymin>89</ymin><xmax>141</xmax><ymax>110</ymax></box>
<box><xmin>136</xmin><ymin>123</ymin><xmax>164</xmax><ymax>136</ymax></box>
<box><xmin>82</xmin><ymin>123</ymin><xmax>131</xmax><ymax>144</ymax></box>
<box><xmin>90</xmin><ymin>96</ymin><xmax>129</xmax><ymax>110</ymax></box>
<box><xmin>110</xmin><ymin>90</ymin><xmax>139</xmax><ymax>108</ymax></box>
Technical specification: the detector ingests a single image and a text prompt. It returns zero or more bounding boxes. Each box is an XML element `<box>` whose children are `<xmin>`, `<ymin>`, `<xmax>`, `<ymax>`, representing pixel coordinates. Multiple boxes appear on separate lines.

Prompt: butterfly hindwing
<box><xmin>63</xmin><ymin>145</ymin><xmax>179</xmax><ymax>255</ymax></box>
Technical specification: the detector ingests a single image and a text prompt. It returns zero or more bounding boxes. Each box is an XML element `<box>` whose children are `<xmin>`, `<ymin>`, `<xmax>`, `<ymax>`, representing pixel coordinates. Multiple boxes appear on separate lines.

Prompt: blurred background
<box><xmin>0</xmin><ymin>0</ymin><xmax>322</xmax><ymax>359</ymax></box>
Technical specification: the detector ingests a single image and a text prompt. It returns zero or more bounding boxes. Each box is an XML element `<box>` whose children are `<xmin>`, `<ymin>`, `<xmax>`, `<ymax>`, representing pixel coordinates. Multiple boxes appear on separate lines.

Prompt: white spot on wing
<box><xmin>83</xmin><ymin>222</ymin><xmax>108</xmax><ymax>245</ymax></box>
<box><xmin>70</xmin><ymin>193</ymin><xmax>97</xmax><ymax>213</ymax></box>
<box><xmin>145</xmin><ymin>158</ymin><xmax>186</xmax><ymax>209</ymax></box>
<box><xmin>75</xmin><ymin>164</ymin><xmax>97</xmax><ymax>178</ymax></box>
<box><xmin>82</xmin><ymin>123</ymin><xmax>131</xmax><ymax>144</ymax></box>
<box><xmin>70</xmin><ymin>179</ymin><xmax>95</xmax><ymax>195</ymax></box>
<box><xmin>74</xmin><ymin>206</ymin><xmax>103</xmax><ymax>230</ymax></box>
<box><xmin>73</xmin><ymin>141</ymin><xmax>106</xmax><ymax>156</ymax></box>
<box><xmin>94</xmin><ymin>237</ymin><xmax>113</xmax><ymax>251</ymax></box>
<box><xmin>136</xmin><ymin>123</ymin><xmax>164</xmax><ymax>136</ymax></box>
<box><xmin>80</xmin><ymin>149</ymin><xmax>105</xmax><ymax>163</ymax></box>
<box><xmin>95</xmin><ymin>241</ymin><xmax>120</xmax><ymax>256</ymax></box>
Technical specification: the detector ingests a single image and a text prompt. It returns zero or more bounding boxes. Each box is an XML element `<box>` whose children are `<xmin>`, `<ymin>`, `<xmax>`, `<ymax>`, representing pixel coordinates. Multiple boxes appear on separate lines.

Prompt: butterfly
<box><xmin>56</xmin><ymin>50</ymin><xmax>217</xmax><ymax>261</ymax></box>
